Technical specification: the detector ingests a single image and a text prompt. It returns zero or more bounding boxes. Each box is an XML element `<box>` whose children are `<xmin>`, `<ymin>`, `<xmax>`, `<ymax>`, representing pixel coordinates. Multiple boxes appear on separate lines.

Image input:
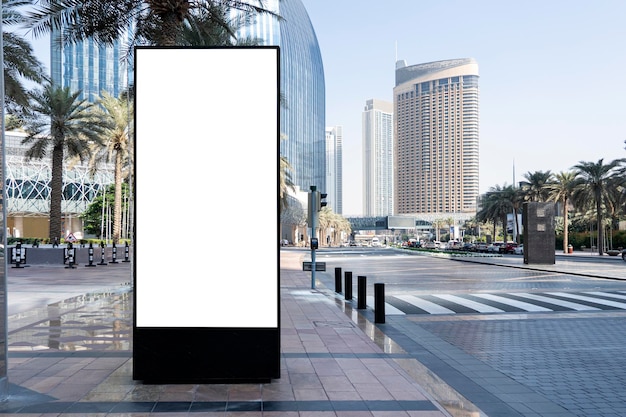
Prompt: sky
<box><xmin>22</xmin><ymin>1</ymin><xmax>626</xmax><ymax>217</ymax></box>
<box><xmin>300</xmin><ymin>0</ymin><xmax>626</xmax><ymax>216</ymax></box>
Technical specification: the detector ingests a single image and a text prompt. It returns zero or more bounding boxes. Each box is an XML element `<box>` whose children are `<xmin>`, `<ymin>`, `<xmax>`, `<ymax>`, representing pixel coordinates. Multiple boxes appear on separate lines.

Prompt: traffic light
<box><xmin>318</xmin><ymin>192</ymin><xmax>327</xmax><ymax>211</ymax></box>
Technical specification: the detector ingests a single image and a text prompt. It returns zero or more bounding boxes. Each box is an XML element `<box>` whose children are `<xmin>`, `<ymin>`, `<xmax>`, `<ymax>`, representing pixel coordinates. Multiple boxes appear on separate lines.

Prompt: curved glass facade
<box><xmin>240</xmin><ymin>0</ymin><xmax>326</xmax><ymax>192</ymax></box>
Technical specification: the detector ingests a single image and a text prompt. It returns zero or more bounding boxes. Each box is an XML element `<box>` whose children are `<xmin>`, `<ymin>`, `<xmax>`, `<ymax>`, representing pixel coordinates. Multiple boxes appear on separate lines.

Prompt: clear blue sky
<box><xmin>301</xmin><ymin>0</ymin><xmax>626</xmax><ymax>216</ymax></box>
<box><xmin>24</xmin><ymin>1</ymin><xmax>626</xmax><ymax>216</ymax></box>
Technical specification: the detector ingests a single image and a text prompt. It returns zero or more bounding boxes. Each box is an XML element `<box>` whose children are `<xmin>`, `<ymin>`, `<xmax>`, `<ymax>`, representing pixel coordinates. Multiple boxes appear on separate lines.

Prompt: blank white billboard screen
<box><xmin>135</xmin><ymin>47</ymin><xmax>278</xmax><ymax>328</ymax></box>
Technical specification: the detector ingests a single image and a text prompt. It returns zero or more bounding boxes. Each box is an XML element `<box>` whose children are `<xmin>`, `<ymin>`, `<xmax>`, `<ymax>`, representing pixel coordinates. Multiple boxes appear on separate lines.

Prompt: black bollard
<box><xmin>345</xmin><ymin>271</ymin><xmax>353</xmax><ymax>300</ymax></box>
<box><xmin>123</xmin><ymin>241</ymin><xmax>130</xmax><ymax>262</ymax></box>
<box><xmin>357</xmin><ymin>276</ymin><xmax>366</xmax><ymax>309</ymax></box>
<box><xmin>110</xmin><ymin>243</ymin><xmax>118</xmax><ymax>264</ymax></box>
<box><xmin>65</xmin><ymin>243</ymin><xmax>76</xmax><ymax>269</ymax></box>
<box><xmin>85</xmin><ymin>242</ymin><xmax>97</xmax><ymax>267</ymax></box>
<box><xmin>98</xmin><ymin>241</ymin><xmax>108</xmax><ymax>265</ymax></box>
<box><xmin>11</xmin><ymin>242</ymin><xmax>26</xmax><ymax>268</ymax></box>
<box><xmin>374</xmin><ymin>283</ymin><xmax>385</xmax><ymax>323</ymax></box>
<box><xmin>334</xmin><ymin>267</ymin><xmax>342</xmax><ymax>293</ymax></box>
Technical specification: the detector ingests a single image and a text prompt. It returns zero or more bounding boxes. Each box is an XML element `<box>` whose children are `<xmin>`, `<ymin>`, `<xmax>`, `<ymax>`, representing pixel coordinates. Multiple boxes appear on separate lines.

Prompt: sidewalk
<box><xmin>0</xmin><ymin>252</ymin><xmax>453</xmax><ymax>416</ymax></box>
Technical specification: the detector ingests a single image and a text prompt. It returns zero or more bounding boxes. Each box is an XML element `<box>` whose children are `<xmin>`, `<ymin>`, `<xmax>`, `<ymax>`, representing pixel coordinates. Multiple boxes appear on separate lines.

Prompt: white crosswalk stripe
<box><xmin>471</xmin><ymin>293</ymin><xmax>552</xmax><ymax>312</ymax></box>
<box><xmin>547</xmin><ymin>292</ymin><xmax>626</xmax><ymax>309</ymax></box>
<box><xmin>380</xmin><ymin>291</ymin><xmax>626</xmax><ymax>316</ymax></box>
<box><xmin>513</xmin><ymin>292</ymin><xmax>600</xmax><ymax>311</ymax></box>
<box><xmin>431</xmin><ymin>294</ymin><xmax>504</xmax><ymax>313</ymax></box>
<box><xmin>395</xmin><ymin>294</ymin><xmax>455</xmax><ymax>314</ymax></box>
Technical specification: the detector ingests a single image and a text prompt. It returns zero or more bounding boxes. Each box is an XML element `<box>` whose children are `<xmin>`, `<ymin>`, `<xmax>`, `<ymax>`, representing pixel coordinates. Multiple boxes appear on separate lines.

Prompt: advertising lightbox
<box><xmin>133</xmin><ymin>47</ymin><xmax>280</xmax><ymax>382</ymax></box>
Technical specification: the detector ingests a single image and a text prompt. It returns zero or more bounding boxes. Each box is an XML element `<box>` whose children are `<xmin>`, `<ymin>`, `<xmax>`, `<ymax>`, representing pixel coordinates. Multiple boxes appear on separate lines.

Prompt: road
<box><xmin>298</xmin><ymin>247</ymin><xmax>626</xmax><ymax>417</ymax></box>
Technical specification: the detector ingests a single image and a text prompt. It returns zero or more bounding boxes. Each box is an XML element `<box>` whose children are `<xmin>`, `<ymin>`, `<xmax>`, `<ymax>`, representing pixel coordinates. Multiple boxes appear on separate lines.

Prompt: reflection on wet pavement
<box><xmin>8</xmin><ymin>287</ymin><xmax>132</xmax><ymax>352</ymax></box>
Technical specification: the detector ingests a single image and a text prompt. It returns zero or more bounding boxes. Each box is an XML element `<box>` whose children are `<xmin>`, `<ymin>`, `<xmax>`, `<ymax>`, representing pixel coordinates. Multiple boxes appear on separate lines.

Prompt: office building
<box><xmin>363</xmin><ymin>99</ymin><xmax>394</xmax><ymax>216</ymax></box>
<box><xmin>238</xmin><ymin>0</ymin><xmax>326</xmax><ymax>194</ymax></box>
<box><xmin>394</xmin><ymin>58</ymin><xmax>479</xmax><ymax>220</ymax></box>
<box><xmin>325</xmin><ymin>126</ymin><xmax>343</xmax><ymax>214</ymax></box>
<box><xmin>50</xmin><ymin>29</ymin><xmax>130</xmax><ymax>103</ymax></box>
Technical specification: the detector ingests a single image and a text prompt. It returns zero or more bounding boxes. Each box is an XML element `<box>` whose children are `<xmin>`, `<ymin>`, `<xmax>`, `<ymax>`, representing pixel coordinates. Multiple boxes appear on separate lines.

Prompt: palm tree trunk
<box><xmin>562</xmin><ymin>197</ymin><xmax>569</xmax><ymax>253</ymax></box>
<box><xmin>49</xmin><ymin>145</ymin><xmax>64</xmax><ymax>240</ymax></box>
<box><xmin>596</xmin><ymin>190</ymin><xmax>603</xmax><ymax>256</ymax></box>
<box><xmin>113</xmin><ymin>150</ymin><xmax>123</xmax><ymax>244</ymax></box>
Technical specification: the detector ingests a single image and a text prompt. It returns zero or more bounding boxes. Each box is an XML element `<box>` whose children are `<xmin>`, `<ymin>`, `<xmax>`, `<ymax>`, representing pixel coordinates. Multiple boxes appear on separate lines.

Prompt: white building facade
<box><xmin>362</xmin><ymin>99</ymin><xmax>394</xmax><ymax>216</ymax></box>
<box><xmin>393</xmin><ymin>58</ymin><xmax>479</xmax><ymax>223</ymax></box>
<box><xmin>325</xmin><ymin>126</ymin><xmax>343</xmax><ymax>214</ymax></box>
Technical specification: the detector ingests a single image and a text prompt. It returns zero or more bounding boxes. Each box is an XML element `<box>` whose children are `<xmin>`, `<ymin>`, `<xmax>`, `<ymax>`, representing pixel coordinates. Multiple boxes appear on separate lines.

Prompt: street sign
<box><xmin>66</xmin><ymin>233</ymin><xmax>77</xmax><ymax>242</ymax></box>
<box><xmin>302</xmin><ymin>262</ymin><xmax>326</xmax><ymax>271</ymax></box>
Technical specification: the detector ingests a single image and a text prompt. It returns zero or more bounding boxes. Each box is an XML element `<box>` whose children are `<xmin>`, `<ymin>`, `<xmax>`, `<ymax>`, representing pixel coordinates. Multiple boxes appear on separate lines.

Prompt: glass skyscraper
<box><xmin>394</xmin><ymin>58</ymin><xmax>479</xmax><ymax>220</ymax></box>
<box><xmin>239</xmin><ymin>0</ymin><xmax>326</xmax><ymax>194</ymax></box>
<box><xmin>50</xmin><ymin>29</ymin><xmax>130</xmax><ymax>103</ymax></box>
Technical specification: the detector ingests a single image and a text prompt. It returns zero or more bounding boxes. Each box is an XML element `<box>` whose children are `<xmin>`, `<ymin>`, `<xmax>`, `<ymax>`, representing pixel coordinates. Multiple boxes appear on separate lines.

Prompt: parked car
<box><xmin>487</xmin><ymin>242</ymin><xmax>504</xmax><ymax>253</ymax></box>
<box><xmin>514</xmin><ymin>244</ymin><xmax>524</xmax><ymax>255</ymax></box>
<box><xmin>501</xmin><ymin>242</ymin><xmax>518</xmax><ymax>254</ymax></box>
<box><xmin>475</xmin><ymin>242</ymin><xmax>489</xmax><ymax>252</ymax></box>
<box><xmin>462</xmin><ymin>242</ymin><xmax>476</xmax><ymax>251</ymax></box>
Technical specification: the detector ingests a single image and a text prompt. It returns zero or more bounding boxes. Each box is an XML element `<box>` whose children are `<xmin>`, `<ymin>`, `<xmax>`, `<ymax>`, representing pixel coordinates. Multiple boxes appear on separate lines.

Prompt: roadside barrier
<box><xmin>98</xmin><ymin>241</ymin><xmax>108</xmax><ymax>265</ymax></box>
<box><xmin>336</xmin><ymin>266</ymin><xmax>386</xmax><ymax>323</ymax></box>
<box><xmin>357</xmin><ymin>276</ymin><xmax>367</xmax><ymax>309</ymax></box>
<box><xmin>123</xmin><ymin>242</ymin><xmax>131</xmax><ymax>262</ymax></box>
<box><xmin>374</xmin><ymin>283</ymin><xmax>385</xmax><ymax>323</ymax></box>
<box><xmin>110</xmin><ymin>243</ymin><xmax>119</xmax><ymax>264</ymax></box>
<box><xmin>10</xmin><ymin>242</ymin><xmax>27</xmax><ymax>268</ymax></box>
<box><xmin>344</xmin><ymin>271</ymin><xmax>353</xmax><ymax>300</ymax></box>
<box><xmin>85</xmin><ymin>242</ymin><xmax>97</xmax><ymax>267</ymax></box>
<box><xmin>64</xmin><ymin>243</ymin><xmax>77</xmax><ymax>269</ymax></box>
<box><xmin>335</xmin><ymin>267</ymin><xmax>342</xmax><ymax>293</ymax></box>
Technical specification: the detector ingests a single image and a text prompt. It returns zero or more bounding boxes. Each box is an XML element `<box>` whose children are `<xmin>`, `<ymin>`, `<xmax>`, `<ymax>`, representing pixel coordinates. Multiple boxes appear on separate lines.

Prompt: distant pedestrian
<box><xmin>52</xmin><ymin>237</ymin><xmax>59</xmax><ymax>248</ymax></box>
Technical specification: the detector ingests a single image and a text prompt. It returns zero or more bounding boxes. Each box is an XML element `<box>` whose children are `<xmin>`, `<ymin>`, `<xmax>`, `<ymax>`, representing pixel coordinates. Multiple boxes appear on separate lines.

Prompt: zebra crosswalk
<box><xmin>366</xmin><ymin>291</ymin><xmax>626</xmax><ymax>316</ymax></box>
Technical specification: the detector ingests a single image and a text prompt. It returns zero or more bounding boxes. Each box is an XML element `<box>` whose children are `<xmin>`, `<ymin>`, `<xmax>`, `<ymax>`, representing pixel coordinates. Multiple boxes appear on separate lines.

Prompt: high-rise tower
<box><xmin>50</xmin><ymin>30</ymin><xmax>130</xmax><ymax>103</ymax></box>
<box><xmin>325</xmin><ymin>126</ymin><xmax>343</xmax><ymax>214</ymax></box>
<box><xmin>239</xmin><ymin>0</ymin><xmax>325</xmax><ymax>193</ymax></box>
<box><xmin>394</xmin><ymin>58</ymin><xmax>479</xmax><ymax>218</ymax></box>
<box><xmin>362</xmin><ymin>99</ymin><xmax>394</xmax><ymax>216</ymax></box>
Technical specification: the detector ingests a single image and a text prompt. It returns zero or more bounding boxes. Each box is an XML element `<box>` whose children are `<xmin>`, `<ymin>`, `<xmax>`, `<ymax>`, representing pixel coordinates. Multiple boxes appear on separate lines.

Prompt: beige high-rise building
<box><xmin>394</xmin><ymin>58</ymin><xmax>479</xmax><ymax>218</ymax></box>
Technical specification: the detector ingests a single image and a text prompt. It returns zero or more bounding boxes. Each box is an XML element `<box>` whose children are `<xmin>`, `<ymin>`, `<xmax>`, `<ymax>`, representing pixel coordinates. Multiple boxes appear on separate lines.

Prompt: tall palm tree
<box><xmin>3</xmin><ymin>0</ymin><xmax>47</xmax><ymax>113</ymax></box>
<box><xmin>477</xmin><ymin>184</ymin><xmax>514</xmax><ymax>241</ymax></box>
<box><xmin>26</xmin><ymin>0</ymin><xmax>279</xmax><ymax>48</ymax></box>
<box><xmin>519</xmin><ymin>170</ymin><xmax>553</xmax><ymax>202</ymax></box>
<box><xmin>21</xmin><ymin>82</ymin><xmax>110</xmax><ymax>241</ymax></box>
<box><xmin>546</xmin><ymin>171</ymin><xmax>577</xmax><ymax>253</ymax></box>
<box><xmin>571</xmin><ymin>158</ymin><xmax>626</xmax><ymax>256</ymax></box>
<box><xmin>90</xmin><ymin>91</ymin><xmax>133</xmax><ymax>244</ymax></box>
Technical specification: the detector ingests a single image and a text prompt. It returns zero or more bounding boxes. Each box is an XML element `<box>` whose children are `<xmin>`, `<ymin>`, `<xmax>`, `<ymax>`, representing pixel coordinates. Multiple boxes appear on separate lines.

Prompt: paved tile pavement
<box><xmin>0</xmin><ymin>252</ymin><xmax>453</xmax><ymax>416</ymax></box>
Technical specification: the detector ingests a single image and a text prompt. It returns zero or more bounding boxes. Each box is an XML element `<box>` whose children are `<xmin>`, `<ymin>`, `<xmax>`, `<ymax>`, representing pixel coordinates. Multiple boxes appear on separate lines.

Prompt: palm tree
<box><xmin>90</xmin><ymin>91</ymin><xmax>133</xmax><ymax>244</ymax></box>
<box><xmin>21</xmin><ymin>82</ymin><xmax>110</xmax><ymax>241</ymax></box>
<box><xmin>571</xmin><ymin>158</ymin><xmax>626</xmax><ymax>256</ymax></box>
<box><xmin>26</xmin><ymin>0</ymin><xmax>279</xmax><ymax>48</ymax></box>
<box><xmin>3</xmin><ymin>0</ymin><xmax>47</xmax><ymax>113</ymax></box>
<box><xmin>519</xmin><ymin>170</ymin><xmax>553</xmax><ymax>202</ymax></box>
<box><xmin>477</xmin><ymin>184</ymin><xmax>514</xmax><ymax>241</ymax></box>
<box><xmin>546</xmin><ymin>171</ymin><xmax>577</xmax><ymax>253</ymax></box>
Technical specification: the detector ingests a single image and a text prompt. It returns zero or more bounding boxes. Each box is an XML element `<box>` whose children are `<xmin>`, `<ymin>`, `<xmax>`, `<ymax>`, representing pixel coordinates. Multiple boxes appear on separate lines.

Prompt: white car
<box><xmin>514</xmin><ymin>244</ymin><xmax>524</xmax><ymax>255</ymax></box>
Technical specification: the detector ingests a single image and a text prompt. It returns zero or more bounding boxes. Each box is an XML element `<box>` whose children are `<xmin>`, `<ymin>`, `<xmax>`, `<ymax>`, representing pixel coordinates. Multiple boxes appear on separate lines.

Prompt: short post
<box><xmin>123</xmin><ymin>241</ymin><xmax>131</xmax><ymax>262</ymax></box>
<box><xmin>11</xmin><ymin>242</ymin><xmax>26</xmax><ymax>268</ymax></box>
<box><xmin>65</xmin><ymin>242</ymin><xmax>76</xmax><ymax>269</ymax></box>
<box><xmin>334</xmin><ymin>267</ymin><xmax>342</xmax><ymax>293</ymax></box>
<box><xmin>98</xmin><ymin>241</ymin><xmax>108</xmax><ymax>265</ymax></box>
<box><xmin>344</xmin><ymin>271</ymin><xmax>353</xmax><ymax>300</ymax></box>
<box><xmin>85</xmin><ymin>242</ymin><xmax>97</xmax><ymax>267</ymax></box>
<box><xmin>357</xmin><ymin>276</ymin><xmax>366</xmax><ymax>309</ymax></box>
<box><xmin>110</xmin><ymin>242</ymin><xmax>118</xmax><ymax>264</ymax></box>
<box><xmin>374</xmin><ymin>283</ymin><xmax>385</xmax><ymax>323</ymax></box>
